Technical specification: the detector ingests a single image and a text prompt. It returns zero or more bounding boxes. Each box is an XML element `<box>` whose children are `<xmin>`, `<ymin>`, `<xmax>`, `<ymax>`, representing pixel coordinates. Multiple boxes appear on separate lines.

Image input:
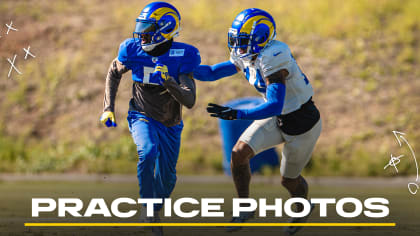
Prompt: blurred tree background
<box><xmin>0</xmin><ymin>0</ymin><xmax>419</xmax><ymax>176</ymax></box>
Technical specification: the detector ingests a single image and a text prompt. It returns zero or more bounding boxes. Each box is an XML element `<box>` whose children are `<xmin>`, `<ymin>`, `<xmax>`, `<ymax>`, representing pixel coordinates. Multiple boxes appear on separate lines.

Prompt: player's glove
<box><xmin>207</xmin><ymin>103</ymin><xmax>238</xmax><ymax>120</ymax></box>
<box><xmin>151</xmin><ymin>63</ymin><xmax>170</xmax><ymax>85</ymax></box>
<box><xmin>100</xmin><ymin>111</ymin><xmax>117</xmax><ymax>127</ymax></box>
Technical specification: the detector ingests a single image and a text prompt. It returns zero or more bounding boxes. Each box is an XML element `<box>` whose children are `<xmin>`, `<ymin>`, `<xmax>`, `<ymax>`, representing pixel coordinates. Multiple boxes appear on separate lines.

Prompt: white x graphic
<box><xmin>7</xmin><ymin>54</ymin><xmax>23</xmax><ymax>78</ymax></box>
<box><xmin>5</xmin><ymin>21</ymin><xmax>18</xmax><ymax>34</ymax></box>
<box><xmin>23</xmin><ymin>46</ymin><xmax>36</xmax><ymax>60</ymax></box>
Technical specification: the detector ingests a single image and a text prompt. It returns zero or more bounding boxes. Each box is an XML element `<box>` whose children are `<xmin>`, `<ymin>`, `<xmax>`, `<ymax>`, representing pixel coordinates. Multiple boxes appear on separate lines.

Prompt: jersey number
<box><xmin>143</xmin><ymin>66</ymin><xmax>156</xmax><ymax>84</ymax></box>
<box><xmin>245</xmin><ymin>67</ymin><xmax>266</xmax><ymax>93</ymax></box>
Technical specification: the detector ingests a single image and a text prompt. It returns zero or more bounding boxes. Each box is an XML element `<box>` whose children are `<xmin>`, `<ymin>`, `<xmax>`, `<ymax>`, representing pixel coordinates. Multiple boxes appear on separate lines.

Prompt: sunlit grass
<box><xmin>0</xmin><ymin>0</ymin><xmax>419</xmax><ymax>175</ymax></box>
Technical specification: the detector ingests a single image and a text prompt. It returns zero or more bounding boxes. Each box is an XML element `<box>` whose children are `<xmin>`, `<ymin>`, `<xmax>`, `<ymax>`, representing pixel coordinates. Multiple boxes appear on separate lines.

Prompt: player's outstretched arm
<box><xmin>207</xmin><ymin>70</ymin><xmax>287</xmax><ymax>120</ymax></box>
<box><xmin>235</xmin><ymin>69</ymin><xmax>288</xmax><ymax>120</ymax></box>
<box><xmin>100</xmin><ymin>58</ymin><xmax>129</xmax><ymax>127</ymax></box>
<box><xmin>163</xmin><ymin>72</ymin><xmax>197</xmax><ymax>109</ymax></box>
<box><xmin>193</xmin><ymin>61</ymin><xmax>238</xmax><ymax>81</ymax></box>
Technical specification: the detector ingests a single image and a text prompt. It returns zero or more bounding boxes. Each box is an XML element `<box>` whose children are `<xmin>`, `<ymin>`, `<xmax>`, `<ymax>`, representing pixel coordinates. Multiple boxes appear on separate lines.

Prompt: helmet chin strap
<box><xmin>234</xmin><ymin>48</ymin><xmax>257</xmax><ymax>62</ymax></box>
<box><xmin>240</xmin><ymin>53</ymin><xmax>257</xmax><ymax>62</ymax></box>
<box><xmin>142</xmin><ymin>39</ymin><xmax>168</xmax><ymax>51</ymax></box>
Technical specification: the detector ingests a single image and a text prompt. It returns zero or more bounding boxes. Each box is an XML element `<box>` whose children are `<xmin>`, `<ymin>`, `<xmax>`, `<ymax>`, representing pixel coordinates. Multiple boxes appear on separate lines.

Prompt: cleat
<box><xmin>151</xmin><ymin>214</ymin><xmax>163</xmax><ymax>236</ymax></box>
<box><xmin>138</xmin><ymin>207</ymin><xmax>152</xmax><ymax>231</ymax></box>
<box><xmin>139</xmin><ymin>208</ymin><xmax>163</xmax><ymax>236</ymax></box>
<box><xmin>283</xmin><ymin>203</ymin><xmax>315</xmax><ymax>236</ymax></box>
<box><xmin>226</xmin><ymin>211</ymin><xmax>255</xmax><ymax>232</ymax></box>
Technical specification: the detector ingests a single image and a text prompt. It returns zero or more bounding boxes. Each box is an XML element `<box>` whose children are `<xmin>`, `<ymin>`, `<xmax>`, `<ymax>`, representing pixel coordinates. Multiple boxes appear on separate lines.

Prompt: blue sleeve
<box><xmin>117</xmin><ymin>39</ymin><xmax>135</xmax><ymax>70</ymax></box>
<box><xmin>179</xmin><ymin>46</ymin><xmax>201</xmax><ymax>74</ymax></box>
<box><xmin>236</xmin><ymin>83</ymin><xmax>286</xmax><ymax>120</ymax></box>
<box><xmin>193</xmin><ymin>61</ymin><xmax>238</xmax><ymax>81</ymax></box>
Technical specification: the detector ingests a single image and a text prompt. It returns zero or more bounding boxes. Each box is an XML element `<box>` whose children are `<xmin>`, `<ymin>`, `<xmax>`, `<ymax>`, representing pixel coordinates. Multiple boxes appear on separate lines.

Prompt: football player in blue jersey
<box><xmin>100</xmin><ymin>2</ymin><xmax>200</xmax><ymax>235</ymax></box>
<box><xmin>194</xmin><ymin>8</ymin><xmax>321</xmax><ymax>235</ymax></box>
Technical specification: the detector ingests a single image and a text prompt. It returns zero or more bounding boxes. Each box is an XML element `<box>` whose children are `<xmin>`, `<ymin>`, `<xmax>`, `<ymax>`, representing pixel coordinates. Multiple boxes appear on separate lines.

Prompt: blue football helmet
<box><xmin>134</xmin><ymin>2</ymin><xmax>181</xmax><ymax>51</ymax></box>
<box><xmin>228</xmin><ymin>8</ymin><xmax>276</xmax><ymax>59</ymax></box>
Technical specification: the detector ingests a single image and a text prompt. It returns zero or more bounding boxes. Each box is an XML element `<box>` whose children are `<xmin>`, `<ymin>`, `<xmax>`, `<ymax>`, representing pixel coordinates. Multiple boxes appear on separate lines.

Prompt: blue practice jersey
<box><xmin>118</xmin><ymin>38</ymin><xmax>201</xmax><ymax>84</ymax></box>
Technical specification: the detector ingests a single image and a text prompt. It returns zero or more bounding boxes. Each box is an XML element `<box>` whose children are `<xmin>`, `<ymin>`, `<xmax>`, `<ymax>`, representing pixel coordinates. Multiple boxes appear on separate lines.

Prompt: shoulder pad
<box><xmin>118</xmin><ymin>38</ymin><xmax>137</xmax><ymax>64</ymax></box>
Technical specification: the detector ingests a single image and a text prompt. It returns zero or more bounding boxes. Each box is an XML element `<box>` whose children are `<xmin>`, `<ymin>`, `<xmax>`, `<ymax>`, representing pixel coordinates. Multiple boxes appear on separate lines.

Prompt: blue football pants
<box><xmin>127</xmin><ymin>110</ymin><xmax>183</xmax><ymax>211</ymax></box>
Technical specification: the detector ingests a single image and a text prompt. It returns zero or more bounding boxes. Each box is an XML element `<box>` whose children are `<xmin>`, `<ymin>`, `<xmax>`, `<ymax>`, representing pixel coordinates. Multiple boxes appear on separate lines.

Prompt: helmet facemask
<box><xmin>134</xmin><ymin>19</ymin><xmax>170</xmax><ymax>51</ymax></box>
<box><xmin>228</xmin><ymin>26</ymin><xmax>257</xmax><ymax>61</ymax></box>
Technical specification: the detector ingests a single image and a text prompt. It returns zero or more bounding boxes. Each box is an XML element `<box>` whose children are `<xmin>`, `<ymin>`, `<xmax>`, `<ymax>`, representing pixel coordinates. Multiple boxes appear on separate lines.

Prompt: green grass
<box><xmin>0</xmin><ymin>0</ymin><xmax>419</xmax><ymax>175</ymax></box>
<box><xmin>0</xmin><ymin>179</ymin><xmax>418</xmax><ymax>236</ymax></box>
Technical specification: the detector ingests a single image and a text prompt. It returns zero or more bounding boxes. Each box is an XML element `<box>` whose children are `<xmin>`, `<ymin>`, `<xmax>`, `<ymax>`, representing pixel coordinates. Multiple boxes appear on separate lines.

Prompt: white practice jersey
<box><xmin>230</xmin><ymin>40</ymin><xmax>314</xmax><ymax>115</ymax></box>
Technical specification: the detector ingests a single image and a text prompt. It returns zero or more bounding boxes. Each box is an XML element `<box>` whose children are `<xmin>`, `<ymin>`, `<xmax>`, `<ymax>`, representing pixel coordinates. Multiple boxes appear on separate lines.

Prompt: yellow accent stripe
<box><xmin>150</xmin><ymin>7</ymin><xmax>176</xmax><ymax>21</ymax></box>
<box><xmin>241</xmin><ymin>15</ymin><xmax>272</xmax><ymax>34</ymax></box>
<box><xmin>149</xmin><ymin>7</ymin><xmax>179</xmax><ymax>40</ymax></box>
<box><xmin>256</xmin><ymin>18</ymin><xmax>274</xmax><ymax>47</ymax></box>
<box><xmin>24</xmin><ymin>223</ymin><xmax>396</xmax><ymax>227</ymax></box>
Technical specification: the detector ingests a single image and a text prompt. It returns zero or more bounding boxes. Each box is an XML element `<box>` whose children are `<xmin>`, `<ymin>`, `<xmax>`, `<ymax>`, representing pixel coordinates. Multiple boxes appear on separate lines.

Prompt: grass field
<box><xmin>0</xmin><ymin>0</ymin><xmax>419</xmax><ymax>176</ymax></box>
<box><xmin>0</xmin><ymin>178</ymin><xmax>419</xmax><ymax>236</ymax></box>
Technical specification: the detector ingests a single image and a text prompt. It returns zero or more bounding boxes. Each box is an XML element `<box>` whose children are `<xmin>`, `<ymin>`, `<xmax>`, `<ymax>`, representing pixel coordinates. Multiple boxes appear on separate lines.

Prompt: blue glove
<box><xmin>100</xmin><ymin>111</ymin><xmax>117</xmax><ymax>127</ymax></box>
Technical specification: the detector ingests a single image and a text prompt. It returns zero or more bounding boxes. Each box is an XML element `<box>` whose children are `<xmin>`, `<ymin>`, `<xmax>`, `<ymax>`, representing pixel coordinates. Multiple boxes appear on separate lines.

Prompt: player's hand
<box><xmin>207</xmin><ymin>103</ymin><xmax>238</xmax><ymax>120</ymax></box>
<box><xmin>100</xmin><ymin>111</ymin><xmax>117</xmax><ymax>127</ymax></box>
<box><xmin>152</xmin><ymin>63</ymin><xmax>170</xmax><ymax>84</ymax></box>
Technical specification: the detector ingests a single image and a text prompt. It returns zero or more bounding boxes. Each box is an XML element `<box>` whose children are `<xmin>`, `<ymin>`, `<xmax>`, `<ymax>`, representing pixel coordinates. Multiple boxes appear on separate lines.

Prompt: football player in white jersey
<box><xmin>194</xmin><ymin>8</ymin><xmax>322</xmax><ymax>235</ymax></box>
